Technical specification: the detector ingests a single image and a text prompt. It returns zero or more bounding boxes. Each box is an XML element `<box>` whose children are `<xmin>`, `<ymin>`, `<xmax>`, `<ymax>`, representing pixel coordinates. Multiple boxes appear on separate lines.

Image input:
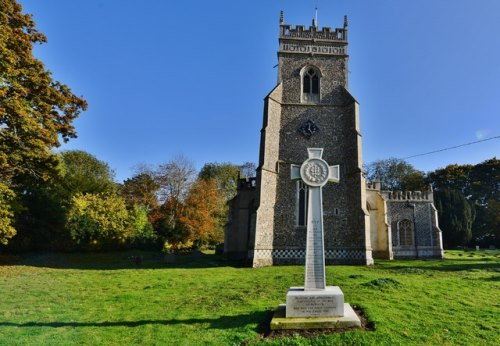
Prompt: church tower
<box><xmin>248</xmin><ymin>12</ymin><xmax>374</xmax><ymax>266</ymax></box>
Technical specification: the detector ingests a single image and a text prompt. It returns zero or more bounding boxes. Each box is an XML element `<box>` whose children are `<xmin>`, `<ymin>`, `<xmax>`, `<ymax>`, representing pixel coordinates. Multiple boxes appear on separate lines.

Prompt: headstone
<box><xmin>270</xmin><ymin>148</ymin><xmax>361</xmax><ymax>329</ymax></box>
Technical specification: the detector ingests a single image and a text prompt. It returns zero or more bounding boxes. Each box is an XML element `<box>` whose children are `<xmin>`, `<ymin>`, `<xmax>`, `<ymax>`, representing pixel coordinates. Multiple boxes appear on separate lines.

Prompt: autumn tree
<box><xmin>149</xmin><ymin>155</ymin><xmax>196</xmax><ymax>247</ymax></box>
<box><xmin>178</xmin><ymin>179</ymin><xmax>225</xmax><ymax>248</ymax></box>
<box><xmin>0</xmin><ymin>0</ymin><xmax>87</xmax><ymax>244</ymax></box>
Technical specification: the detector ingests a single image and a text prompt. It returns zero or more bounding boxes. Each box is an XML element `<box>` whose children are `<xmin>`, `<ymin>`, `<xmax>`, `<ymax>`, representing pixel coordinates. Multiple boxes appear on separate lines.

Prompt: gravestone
<box><xmin>270</xmin><ymin>148</ymin><xmax>361</xmax><ymax>330</ymax></box>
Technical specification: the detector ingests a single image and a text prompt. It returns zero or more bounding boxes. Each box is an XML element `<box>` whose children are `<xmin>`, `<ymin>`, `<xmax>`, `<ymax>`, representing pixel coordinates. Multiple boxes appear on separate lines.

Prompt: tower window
<box><xmin>296</xmin><ymin>181</ymin><xmax>308</xmax><ymax>227</ymax></box>
<box><xmin>398</xmin><ymin>219</ymin><xmax>414</xmax><ymax>246</ymax></box>
<box><xmin>302</xmin><ymin>67</ymin><xmax>320</xmax><ymax>103</ymax></box>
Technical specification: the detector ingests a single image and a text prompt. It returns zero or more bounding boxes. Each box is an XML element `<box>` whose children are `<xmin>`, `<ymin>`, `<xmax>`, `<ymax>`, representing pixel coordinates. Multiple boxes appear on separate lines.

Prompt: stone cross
<box><xmin>291</xmin><ymin>148</ymin><xmax>340</xmax><ymax>290</ymax></box>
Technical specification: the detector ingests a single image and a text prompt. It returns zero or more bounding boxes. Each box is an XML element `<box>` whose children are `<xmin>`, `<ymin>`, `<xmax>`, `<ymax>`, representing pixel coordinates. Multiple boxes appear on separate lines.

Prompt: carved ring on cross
<box><xmin>300</xmin><ymin>158</ymin><xmax>329</xmax><ymax>187</ymax></box>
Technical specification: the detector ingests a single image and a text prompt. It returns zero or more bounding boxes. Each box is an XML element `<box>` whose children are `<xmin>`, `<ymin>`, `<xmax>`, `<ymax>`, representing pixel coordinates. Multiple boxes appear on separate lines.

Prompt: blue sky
<box><xmin>20</xmin><ymin>0</ymin><xmax>499</xmax><ymax>182</ymax></box>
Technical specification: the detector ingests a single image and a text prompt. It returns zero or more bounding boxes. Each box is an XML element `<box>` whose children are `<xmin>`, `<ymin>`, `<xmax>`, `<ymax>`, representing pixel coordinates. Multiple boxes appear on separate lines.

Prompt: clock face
<box><xmin>300</xmin><ymin>158</ymin><xmax>329</xmax><ymax>187</ymax></box>
<box><xmin>298</xmin><ymin>120</ymin><xmax>319</xmax><ymax>139</ymax></box>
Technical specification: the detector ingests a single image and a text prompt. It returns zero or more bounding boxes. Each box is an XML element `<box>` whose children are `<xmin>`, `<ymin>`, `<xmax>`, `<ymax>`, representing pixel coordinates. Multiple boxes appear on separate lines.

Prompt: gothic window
<box><xmin>398</xmin><ymin>219</ymin><xmax>414</xmax><ymax>246</ymax></box>
<box><xmin>296</xmin><ymin>181</ymin><xmax>308</xmax><ymax>227</ymax></box>
<box><xmin>301</xmin><ymin>67</ymin><xmax>320</xmax><ymax>103</ymax></box>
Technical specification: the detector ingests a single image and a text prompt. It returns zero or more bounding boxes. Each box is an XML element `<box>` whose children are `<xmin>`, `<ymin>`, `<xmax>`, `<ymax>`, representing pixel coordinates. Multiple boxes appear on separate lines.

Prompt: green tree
<box><xmin>59</xmin><ymin>150</ymin><xmax>117</xmax><ymax>198</ymax></box>
<box><xmin>0</xmin><ymin>0</ymin><xmax>87</xmax><ymax>244</ymax></box>
<box><xmin>198</xmin><ymin>162</ymin><xmax>240</xmax><ymax>202</ymax></box>
<box><xmin>364</xmin><ymin>158</ymin><xmax>426</xmax><ymax>191</ymax></box>
<box><xmin>128</xmin><ymin>204</ymin><xmax>157</xmax><ymax>246</ymax></box>
<box><xmin>434</xmin><ymin>189</ymin><xmax>475</xmax><ymax>247</ymax></box>
<box><xmin>429</xmin><ymin>158</ymin><xmax>499</xmax><ymax>246</ymax></box>
<box><xmin>429</xmin><ymin>164</ymin><xmax>473</xmax><ymax>197</ymax></box>
<box><xmin>66</xmin><ymin>193</ymin><xmax>130</xmax><ymax>248</ymax></box>
<box><xmin>9</xmin><ymin>150</ymin><xmax>116</xmax><ymax>251</ymax></box>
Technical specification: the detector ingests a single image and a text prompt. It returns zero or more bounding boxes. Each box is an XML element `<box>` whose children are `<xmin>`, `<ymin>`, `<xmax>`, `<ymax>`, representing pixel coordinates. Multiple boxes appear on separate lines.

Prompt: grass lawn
<box><xmin>0</xmin><ymin>250</ymin><xmax>499</xmax><ymax>345</ymax></box>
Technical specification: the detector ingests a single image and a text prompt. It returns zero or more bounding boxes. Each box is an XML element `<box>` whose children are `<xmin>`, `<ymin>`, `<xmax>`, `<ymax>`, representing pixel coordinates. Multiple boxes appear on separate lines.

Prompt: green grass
<box><xmin>0</xmin><ymin>250</ymin><xmax>499</xmax><ymax>345</ymax></box>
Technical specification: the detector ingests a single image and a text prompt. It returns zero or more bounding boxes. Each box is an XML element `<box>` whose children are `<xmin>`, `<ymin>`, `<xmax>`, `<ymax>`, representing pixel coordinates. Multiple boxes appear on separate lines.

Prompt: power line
<box><xmin>402</xmin><ymin>135</ymin><xmax>500</xmax><ymax>160</ymax></box>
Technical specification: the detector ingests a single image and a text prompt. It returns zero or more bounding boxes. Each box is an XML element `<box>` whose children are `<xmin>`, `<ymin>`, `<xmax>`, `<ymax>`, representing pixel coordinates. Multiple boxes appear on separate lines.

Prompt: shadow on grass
<box><xmin>0</xmin><ymin>252</ymin><xmax>246</xmax><ymax>270</ymax></box>
<box><xmin>382</xmin><ymin>260</ymin><xmax>499</xmax><ymax>273</ymax></box>
<box><xmin>0</xmin><ymin>310</ymin><xmax>272</xmax><ymax>332</ymax></box>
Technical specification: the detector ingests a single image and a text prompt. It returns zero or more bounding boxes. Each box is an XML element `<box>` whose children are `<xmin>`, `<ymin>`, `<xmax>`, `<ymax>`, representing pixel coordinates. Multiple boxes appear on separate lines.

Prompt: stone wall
<box><xmin>224</xmin><ymin>178</ymin><xmax>256</xmax><ymax>260</ymax></box>
<box><xmin>383</xmin><ymin>190</ymin><xmax>444</xmax><ymax>259</ymax></box>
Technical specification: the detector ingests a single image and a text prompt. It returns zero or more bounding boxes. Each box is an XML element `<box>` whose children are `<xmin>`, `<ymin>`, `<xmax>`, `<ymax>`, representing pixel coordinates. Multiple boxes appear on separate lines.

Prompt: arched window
<box><xmin>296</xmin><ymin>181</ymin><xmax>308</xmax><ymax>227</ymax></box>
<box><xmin>398</xmin><ymin>219</ymin><xmax>414</xmax><ymax>246</ymax></box>
<box><xmin>301</xmin><ymin>67</ymin><xmax>320</xmax><ymax>103</ymax></box>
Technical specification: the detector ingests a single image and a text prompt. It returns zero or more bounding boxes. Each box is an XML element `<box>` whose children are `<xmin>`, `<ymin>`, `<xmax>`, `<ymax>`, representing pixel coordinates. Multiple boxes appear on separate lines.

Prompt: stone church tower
<box><xmin>247</xmin><ymin>13</ymin><xmax>374</xmax><ymax>267</ymax></box>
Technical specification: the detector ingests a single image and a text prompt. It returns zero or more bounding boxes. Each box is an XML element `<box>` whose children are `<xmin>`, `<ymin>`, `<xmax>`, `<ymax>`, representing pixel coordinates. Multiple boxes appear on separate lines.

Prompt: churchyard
<box><xmin>0</xmin><ymin>249</ymin><xmax>498</xmax><ymax>345</ymax></box>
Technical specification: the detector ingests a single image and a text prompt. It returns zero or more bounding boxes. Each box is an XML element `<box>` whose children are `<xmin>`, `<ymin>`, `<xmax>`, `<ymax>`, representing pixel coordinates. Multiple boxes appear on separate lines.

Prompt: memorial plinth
<box><xmin>286</xmin><ymin>286</ymin><xmax>344</xmax><ymax>318</ymax></box>
<box><xmin>270</xmin><ymin>148</ymin><xmax>361</xmax><ymax>330</ymax></box>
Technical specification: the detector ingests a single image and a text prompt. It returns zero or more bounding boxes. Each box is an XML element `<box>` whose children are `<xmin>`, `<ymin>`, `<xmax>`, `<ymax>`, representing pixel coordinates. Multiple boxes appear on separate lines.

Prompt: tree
<box><xmin>0</xmin><ymin>183</ymin><xmax>16</xmax><ymax>244</ymax></box>
<box><xmin>9</xmin><ymin>150</ymin><xmax>117</xmax><ymax>251</ymax></box>
<box><xmin>429</xmin><ymin>158</ymin><xmax>499</xmax><ymax>246</ymax></box>
<box><xmin>434</xmin><ymin>189</ymin><xmax>475</xmax><ymax>247</ymax></box>
<box><xmin>66</xmin><ymin>193</ymin><xmax>130</xmax><ymax>248</ymax></box>
<box><xmin>150</xmin><ymin>155</ymin><xmax>195</xmax><ymax>244</ymax></box>
<box><xmin>0</xmin><ymin>1</ymin><xmax>87</xmax><ymax>244</ymax></box>
<box><xmin>198</xmin><ymin>162</ymin><xmax>240</xmax><ymax>202</ymax></box>
<box><xmin>128</xmin><ymin>204</ymin><xmax>157</xmax><ymax>247</ymax></box>
<box><xmin>364</xmin><ymin>158</ymin><xmax>426</xmax><ymax>191</ymax></box>
<box><xmin>154</xmin><ymin>155</ymin><xmax>195</xmax><ymax>204</ymax></box>
<box><xmin>178</xmin><ymin>179</ymin><xmax>225</xmax><ymax>247</ymax></box>
<box><xmin>59</xmin><ymin>150</ymin><xmax>117</xmax><ymax>198</ymax></box>
<box><xmin>120</xmin><ymin>172</ymin><xmax>159</xmax><ymax>211</ymax></box>
<box><xmin>429</xmin><ymin>164</ymin><xmax>473</xmax><ymax>197</ymax></box>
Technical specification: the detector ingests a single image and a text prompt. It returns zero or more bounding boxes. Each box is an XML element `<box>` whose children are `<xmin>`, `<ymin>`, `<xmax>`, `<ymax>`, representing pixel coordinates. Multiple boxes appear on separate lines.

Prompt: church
<box><xmin>225</xmin><ymin>12</ymin><xmax>444</xmax><ymax>266</ymax></box>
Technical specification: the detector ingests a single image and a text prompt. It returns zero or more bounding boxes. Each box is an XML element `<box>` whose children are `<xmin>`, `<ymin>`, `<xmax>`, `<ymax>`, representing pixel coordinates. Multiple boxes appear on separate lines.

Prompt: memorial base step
<box><xmin>270</xmin><ymin>303</ymin><xmax>362</xmax><ymax>330</ymax></box>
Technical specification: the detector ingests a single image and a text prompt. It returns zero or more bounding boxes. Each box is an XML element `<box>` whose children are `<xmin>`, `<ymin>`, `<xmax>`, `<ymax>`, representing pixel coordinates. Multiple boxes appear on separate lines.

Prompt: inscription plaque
<box><xmin>286</xmin><ymin>286</ymin><xmax>344</xmax><ymax>318</ymax></box>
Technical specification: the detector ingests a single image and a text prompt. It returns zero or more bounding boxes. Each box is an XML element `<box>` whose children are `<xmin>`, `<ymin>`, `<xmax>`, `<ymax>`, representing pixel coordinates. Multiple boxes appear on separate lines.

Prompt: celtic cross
<box><xmin>291</xmin><ymin>148</ymin><xmax>340</xmax><ymax>290</ymax></box>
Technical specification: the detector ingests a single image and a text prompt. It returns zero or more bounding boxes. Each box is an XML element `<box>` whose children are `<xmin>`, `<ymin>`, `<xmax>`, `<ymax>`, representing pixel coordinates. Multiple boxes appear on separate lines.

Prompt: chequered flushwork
<box><xmin>253</xmin><ymin>249</ymin><xmax>366</xmax><ymax>259</ymax></box>
<box><xmin>325</xmin><ymin>249</ymin><xmax>365</xmax><ymax>259</ymax></box>
<box><xmin>273</xmin><ymin>249</ymin><xmax>305</xmax><ymax>258</ymax></box>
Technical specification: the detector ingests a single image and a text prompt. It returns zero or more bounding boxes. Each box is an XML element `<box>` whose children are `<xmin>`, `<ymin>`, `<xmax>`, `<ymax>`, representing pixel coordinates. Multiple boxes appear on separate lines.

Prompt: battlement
<box><xmin>382</xmin><ymin>190</ymin><xmax>433</xmax><ymax>202</ymax></box>
<box><xmin>367</xmin><ymin>181</ymin><xmax>433</xmax><ymax>202</ymax></box>
<box><xmin>279</xmin><ymin>11</ymin><xmax>348</xmax><ymax>42</ymax></box>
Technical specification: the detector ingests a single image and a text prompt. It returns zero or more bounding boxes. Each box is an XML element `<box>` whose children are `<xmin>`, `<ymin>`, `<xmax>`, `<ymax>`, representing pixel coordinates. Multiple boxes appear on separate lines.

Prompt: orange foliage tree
<box><xmin>178</xmin><ymin>178</ymin><xmax>225</xmax><ymax>248</ymax></box>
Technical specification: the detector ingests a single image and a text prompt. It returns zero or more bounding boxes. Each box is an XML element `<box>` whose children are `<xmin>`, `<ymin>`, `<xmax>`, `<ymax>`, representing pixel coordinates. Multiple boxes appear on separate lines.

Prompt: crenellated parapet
<box><xmin>280</xmin><ymin>24</ymin><xmax>347</xmax><ymax>42</ymax></box>
<box><xmin>278</xmin><ymin>11</ymin><xmax>348</xmax><ymax>56</ymax></box>
<box><xmin>367</xmin><ymin>181</ymin><xmax>434</xmax><ymax>202</ymax></box>
<box><xmin>382</xmin><ymin>190</ymin><xmax>433</xmax><ymax>202</ymax></box>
